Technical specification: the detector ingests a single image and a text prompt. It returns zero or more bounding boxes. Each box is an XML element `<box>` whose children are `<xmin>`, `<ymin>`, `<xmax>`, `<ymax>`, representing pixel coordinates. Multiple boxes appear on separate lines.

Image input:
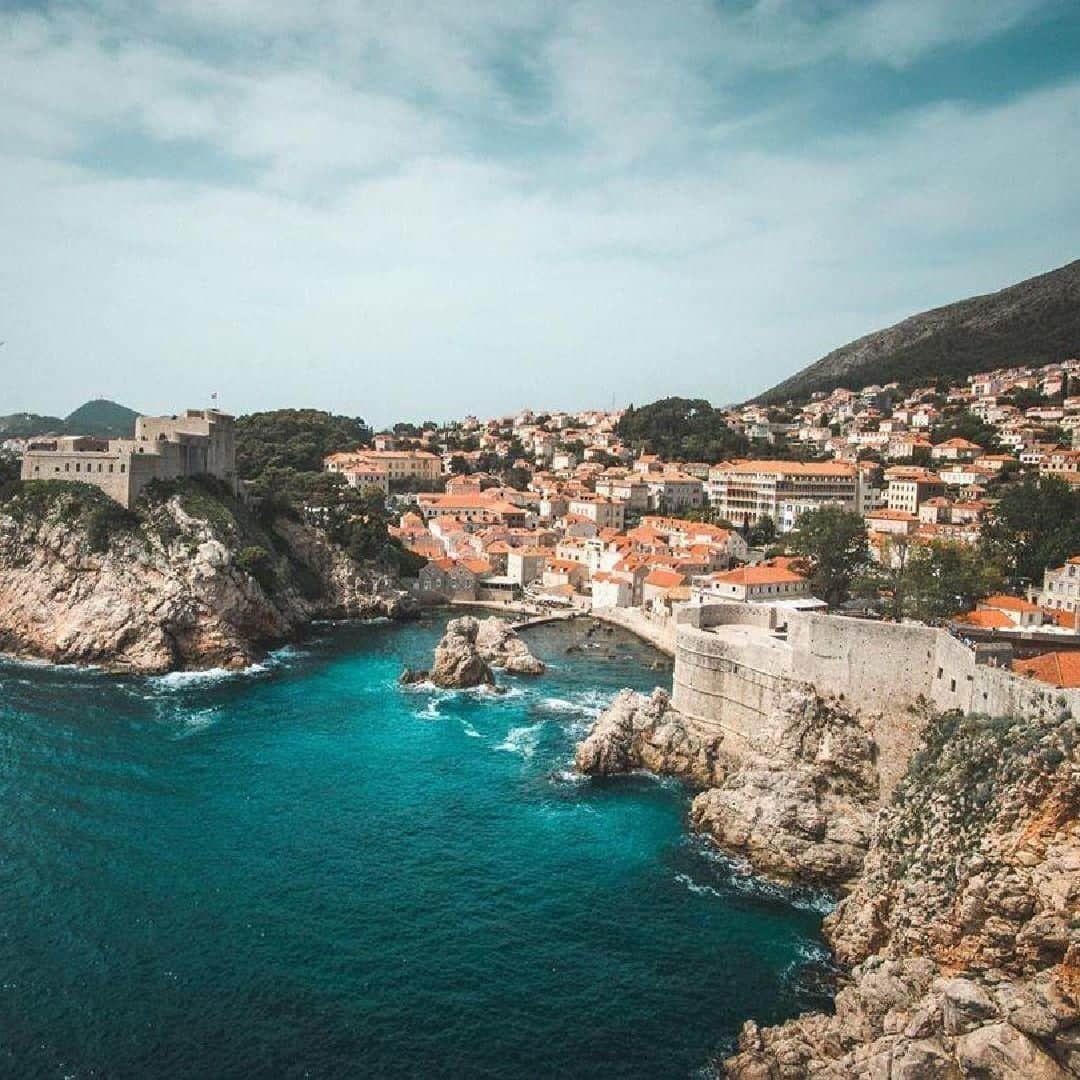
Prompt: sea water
<box><xmin>0</xmin><ymin>615</ymin><xmax>833</xmax><ymax>1078</ymax></box>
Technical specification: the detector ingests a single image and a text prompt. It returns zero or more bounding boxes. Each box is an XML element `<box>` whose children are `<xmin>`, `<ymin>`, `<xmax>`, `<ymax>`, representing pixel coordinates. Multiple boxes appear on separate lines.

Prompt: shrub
<box><xmin>235</xmin><ymin>545</ymin><xmax>277</xmax><ymax>592</ymax></box>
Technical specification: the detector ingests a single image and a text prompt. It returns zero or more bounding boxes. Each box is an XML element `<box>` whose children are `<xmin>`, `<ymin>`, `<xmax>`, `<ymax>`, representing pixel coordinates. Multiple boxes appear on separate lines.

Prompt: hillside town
<box><xmin>3</xmin><ymin>358</ymin><xmax>1078</xmax><ymax>693</ymax></box>
<box><xmin>315</xmin><ymin>357</ymin><xmax>1080</xmax><ymax>690</ymax></box>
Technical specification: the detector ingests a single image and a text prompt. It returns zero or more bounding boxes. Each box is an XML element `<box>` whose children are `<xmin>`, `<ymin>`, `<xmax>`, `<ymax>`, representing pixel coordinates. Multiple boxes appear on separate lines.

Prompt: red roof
<box><xmin>644</xmin><ymin>568</ymin><xmax>686</xmax><ymax>589</ymax></box>
<box><xmin>1012</xmin><ymin>652</ymin><xmax>1080</xmax><ymax>689</ymax></box>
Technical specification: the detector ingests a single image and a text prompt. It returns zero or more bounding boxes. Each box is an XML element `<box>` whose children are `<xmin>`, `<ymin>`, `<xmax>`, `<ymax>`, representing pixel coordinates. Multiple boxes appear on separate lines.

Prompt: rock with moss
<box><xmin>724</xmin><ymin>708</ymin><xmax>1080</xmax><ymax>1078</ymax></box>
<box><xmin>0</xmin><ymin>479</ymin><xmax>414</xmax><ymax>673</ymax></box>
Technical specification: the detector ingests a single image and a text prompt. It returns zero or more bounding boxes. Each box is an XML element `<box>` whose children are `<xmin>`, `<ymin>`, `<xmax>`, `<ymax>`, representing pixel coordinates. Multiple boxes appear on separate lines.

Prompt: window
<box><xmin>120</xmin><ymin>464</ymin><xmax>126</xmax><ymax>474</ymax></box>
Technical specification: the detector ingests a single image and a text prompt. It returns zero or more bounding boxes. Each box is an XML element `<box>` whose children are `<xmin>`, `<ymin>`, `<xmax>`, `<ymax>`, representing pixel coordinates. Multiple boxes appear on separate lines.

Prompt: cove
<box><xmin>0</xmin><ymin>615</ymin><xmax>832</xmax><ymax>1078</ymax></box>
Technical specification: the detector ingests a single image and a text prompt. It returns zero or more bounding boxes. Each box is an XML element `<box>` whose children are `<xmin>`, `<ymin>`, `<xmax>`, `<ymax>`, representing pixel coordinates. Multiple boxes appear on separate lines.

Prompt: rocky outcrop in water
<box><xmin>575</xmin><ymin>686</ymin><xmax>878</xmax><ymax>887</ymax></box>
<box><xmin>0</xmin><ymin>483</ymin><xmax>414</xmax><ymax>673</ymax></box>
<box><xmin>475</xmin><ymin>617</ymin><xmax>545</xmax><ymax>676</ymax></box>
<box><xmin>427</xmin><ymin>617</ymin><xmax>495</xmax><ymax>689</ymax></box>
<box><xmin>402</xmin><ymin>616</ymin><xmax>544</xmax><ymax>689</ymax></box>
<box><xmin>692</xmin><ymin>689</ymin><xmax>878</xmax><ymax>887</ymax></box>
<box><xmin>725</xmin><ymin>707</ymin><xmax>1080</xmax><ymax>1078</ymax></box>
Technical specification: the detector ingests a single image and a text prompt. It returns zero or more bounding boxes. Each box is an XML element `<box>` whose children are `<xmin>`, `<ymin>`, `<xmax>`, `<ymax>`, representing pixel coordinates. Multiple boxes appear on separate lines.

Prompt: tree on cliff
<box><xmin>981</xmin><ymin>475</ymin><xmax>1080</xmax><ymax>588</ymax></box>
<box><xmin>235</xmin><ymin>409</ymin><xmax>372</xmax><ymax>478</ymax></box>
<box><xmin>616</xmin><ymin>398</ymin><xmax>748</xmax><ymax>463</ymax></box>
<box><xmin>789</xmin><ymin>506</ymin><xmax>869</xmax><ymax>608</ymax></box>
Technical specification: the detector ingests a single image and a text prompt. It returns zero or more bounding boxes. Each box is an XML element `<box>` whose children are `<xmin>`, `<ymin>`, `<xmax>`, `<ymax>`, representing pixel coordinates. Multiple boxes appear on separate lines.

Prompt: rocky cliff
<box><xmin>577</xmin><ymin>684</ymin><xmax>1079</xmax><ymax>1075</ymax></box>
<box><xmin>726</xmin><ymin>707</ymin><xmax>1080</xmax><ymax>1078</ymax></box>
<box><xmin>576</xmin><ymin>686</ymin><xmax>878</xmax><ymax>887</ymax></box>
<box><xmin>0</xmin><ymin>481</ymin><xmax>413</xmax><ymax>673</ymax></box>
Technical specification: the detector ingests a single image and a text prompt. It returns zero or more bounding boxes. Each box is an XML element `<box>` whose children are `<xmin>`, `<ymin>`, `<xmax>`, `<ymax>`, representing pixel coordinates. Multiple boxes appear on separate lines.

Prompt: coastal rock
<box><xmin>575</xmin><ymin>685</ymin><xmax>877</xmax><ymax>886</ymax></box>
<box><xmin>428</xmin><ymin>617</ymin><xmax>495</xmax><ymax>689</ymax></box>
<box><xmin>723</xmin><ymin>708</ymin><xmax>1080</xmax><ymax>1078</ymax></box>
<box><xmin>473</xmin><ymin>617</ymin><xmax>545</xmax><ymax>675</ymax></box>
<box><xmin>575</xmin><ymin>688</ymin><xmax>726</xmax><ymax>787</ymax></box>
<box><xmin>691</xmin><ymin>689</ymin><xmax>878</xmax><ymax>887</ymax></box>
<box><xmin>0</xmin><ymin>487</ymin><xmax>413</xmax><ymax>674</ymax></box>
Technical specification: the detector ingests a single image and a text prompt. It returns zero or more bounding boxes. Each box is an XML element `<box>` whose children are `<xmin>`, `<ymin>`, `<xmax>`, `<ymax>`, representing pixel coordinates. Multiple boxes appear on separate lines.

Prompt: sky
<box><xmin>2</xmin><ymin>1</ymin><xmax>1079</xmax><ymax>426</ymax></box>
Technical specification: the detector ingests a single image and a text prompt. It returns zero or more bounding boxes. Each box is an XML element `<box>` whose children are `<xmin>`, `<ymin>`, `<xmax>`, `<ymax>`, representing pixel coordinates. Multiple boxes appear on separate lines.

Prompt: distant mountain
<box><xmin>753</xmin><ymin>259</ymin><xmax>1080</xmax><ymax>405</ymax></box>
<box><xmin>0</xmin><ymin>399</ymin><xmax>139</xmax><ymax>441</ymax></box>
<box><xmin>64</xmin><ymin>399</ymin><xmax>139</xmax><ymax>438</ymax></box>
<box><xmin>0</xmin><ymin>412</ymin><xmax>66</xmax><ymax>438</ymax></box>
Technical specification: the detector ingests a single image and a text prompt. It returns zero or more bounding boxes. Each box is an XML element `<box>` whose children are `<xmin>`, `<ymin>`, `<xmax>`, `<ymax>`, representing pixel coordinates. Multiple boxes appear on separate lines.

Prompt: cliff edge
<box><xmin>0</xmin><ymin>479</ymin><xmax>414</xmax><ymax>673</ymax></box>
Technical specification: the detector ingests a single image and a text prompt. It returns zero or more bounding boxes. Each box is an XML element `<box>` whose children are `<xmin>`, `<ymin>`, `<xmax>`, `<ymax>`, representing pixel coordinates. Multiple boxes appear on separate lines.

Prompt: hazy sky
<box><xmin>3</xmin><ymin>1</ymin><xmax>1079</xmax><ymax>425</ymax></box>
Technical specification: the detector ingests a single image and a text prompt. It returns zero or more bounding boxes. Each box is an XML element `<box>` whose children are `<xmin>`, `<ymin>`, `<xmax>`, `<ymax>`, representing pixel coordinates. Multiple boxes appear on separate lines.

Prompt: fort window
<box><xmin>950</xmin><ymin>678</ymin><xmax>956</xmax><ymax>692</ymax></box>
<box><xmin>119</xmin><ymin>464</ymin><xmax>126</xmax><ymax>473</ymax></box>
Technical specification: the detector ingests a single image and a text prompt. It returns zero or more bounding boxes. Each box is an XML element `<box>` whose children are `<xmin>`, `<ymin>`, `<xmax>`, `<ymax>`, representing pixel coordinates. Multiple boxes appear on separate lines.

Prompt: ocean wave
<box><xmin>674</xmin><ymin>872</ymin><xmax>723</xmax><ymax>899</ymax></box>
<box><xmin>495</xmin><ymin>723</ymin><xmax>543</xmax><ymax>758</ymax></box>
<box><xmin>459</xmin><ymin>719</ymin><xmax>482</xmax><ymax>738</ymax></box>
<box><xmin>150</xmin><ymin>663</ymin><xmax>270</xmax><ymax>691</ymax></box>
<box><xmin>684</xmin><ymin>839</ymin><xmax>837</xmax><ymax>914</ymax></box>
<box><xmin>171</xmin><ymin>707</ymin><xmax>222</xmax><ymax>737</ymax></box>
<box><xmin>416</xmin><ymin>700</ymin><xmax>442</xmax><ymax>721</ymax></box>
<box><xmin>0</xmin><ymin>653</ymin><xmax>101</xmax><ymax>675</ymax></box>
<box><xmin>549</xmin><ymin>768</ymin><xmax>586</xmax><ymax>786</ymax></box>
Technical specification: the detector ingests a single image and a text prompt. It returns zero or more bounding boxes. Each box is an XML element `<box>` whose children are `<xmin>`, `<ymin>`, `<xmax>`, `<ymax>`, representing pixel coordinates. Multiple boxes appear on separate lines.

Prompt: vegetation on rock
<box><xmin>616</xmin><ymin>397</ymin><xmax>749</xmax><ymax>463</ymax></box>
<box><xmin>753</xmin><ymin>257</ymin><xmax>1080</xmax><ymax>404</ymax></box>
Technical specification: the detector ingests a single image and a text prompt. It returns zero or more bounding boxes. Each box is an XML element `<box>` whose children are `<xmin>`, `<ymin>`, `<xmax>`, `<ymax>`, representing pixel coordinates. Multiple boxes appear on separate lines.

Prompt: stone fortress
<box><xmin>20</xmin><ymin>409</ymin><xmax>237</xmax><ymax>509</ymax></box>
<box><xmin>670</xmin><ymin>601</ymin><xmax>1080</xmax><ymax>794</ymax></box>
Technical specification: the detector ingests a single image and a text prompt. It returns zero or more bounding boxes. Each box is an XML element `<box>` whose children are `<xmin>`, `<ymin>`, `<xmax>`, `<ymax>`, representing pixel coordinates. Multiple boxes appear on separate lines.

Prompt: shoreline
<box><xmin>445</xmin><ymin>597</ymin><xmax>678</xmax><ymax>657</ymax></box>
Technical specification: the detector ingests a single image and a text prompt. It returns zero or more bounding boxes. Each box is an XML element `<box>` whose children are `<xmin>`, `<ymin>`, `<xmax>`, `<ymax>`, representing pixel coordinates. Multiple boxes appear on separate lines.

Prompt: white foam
<box><xmin>173</xmin><ymin>707</ymin><xmax>221</xmax><ymax>736</ymax></box>
<box><xmin>496</xmin><ymin>723</ymin><xmax>543</xmax><ymax>758</ymax></box>
<box><xmin>151</xmin><ymin>663</ymin><xmax>268</xmax><ymax>690</ymax></box>
<box><xmin>416</xmin><ymin>700</ymin><xmax>442</xmax><ymax>721</ymax></box>
<box><xmin>459</xmin><ymin>719</ymin><xmax>482</xmax><ymax>738</ymax></box>
<box><xmin>674</xmin><ymin>872</ymin><xmax>722</xmax><ymax>899</ymax></box>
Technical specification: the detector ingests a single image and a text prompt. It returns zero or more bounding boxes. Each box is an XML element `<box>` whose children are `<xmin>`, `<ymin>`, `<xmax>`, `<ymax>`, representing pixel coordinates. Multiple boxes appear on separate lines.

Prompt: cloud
<box><xmin>0</xmin><ymin>1</ymin><xmax>1077</xmax><ymax>420</ymax></box>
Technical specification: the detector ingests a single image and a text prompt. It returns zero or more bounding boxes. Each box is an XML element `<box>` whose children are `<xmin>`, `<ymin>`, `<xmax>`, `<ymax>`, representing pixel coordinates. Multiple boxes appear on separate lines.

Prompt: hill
<box><xmin>0</xmin><ymin>399</ymin><xmax>139</xmax><ymax>440</ymax></box>
<box><xmin>753</xmin><ymin>258</ymin><xmax>1080</xmax><ymax>404</ymax></box>
<box><xmin>64</xmin><ymin>398</ymin><xmax>139</xmax><ymax>437</ymax></box>
<box><xmin>616</xmin><ymin>397</ymin><xmax>748</xmax><ymax>462</ymax></box>
<box><xmin>0</xmin><ymin>412</ymin><xmax>65</xmax><ymax>438</ymax></box>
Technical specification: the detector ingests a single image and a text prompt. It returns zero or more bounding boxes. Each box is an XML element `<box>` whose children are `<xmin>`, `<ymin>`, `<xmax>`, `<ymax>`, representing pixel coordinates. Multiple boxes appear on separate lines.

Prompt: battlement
<box><xmin>19</xmin><ymin>408</ymin><xmax>236</xmax><ymax>508</ymax></box>
<box><xmin>672</xmin><ymin>602</ymin><xmax>1080</xmax><ymax>796</ymax></box>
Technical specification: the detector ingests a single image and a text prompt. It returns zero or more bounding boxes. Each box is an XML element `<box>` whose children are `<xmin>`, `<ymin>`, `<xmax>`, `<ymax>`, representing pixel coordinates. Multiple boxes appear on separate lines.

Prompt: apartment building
<box><xmin>706</xmin><ymin>460</ymin><xmax>859</xmax><ymax>530</ymax></box>
<box><xmin>325</xmin><ymin>448</ymin><xmax>440</xmax><ymax>485</ymax></box>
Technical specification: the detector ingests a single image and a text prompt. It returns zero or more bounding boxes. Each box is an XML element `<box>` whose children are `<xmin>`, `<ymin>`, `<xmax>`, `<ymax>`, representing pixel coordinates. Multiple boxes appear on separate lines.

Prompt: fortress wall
<box><xmin>672</xmin><ymin>604</ymin><xmax>1079</xmax><ymax>798</ymax></box>
<box><xmin>672</xmin><ymin>625</ymin><xmax>795</xmax><ymax>750</ymax></box>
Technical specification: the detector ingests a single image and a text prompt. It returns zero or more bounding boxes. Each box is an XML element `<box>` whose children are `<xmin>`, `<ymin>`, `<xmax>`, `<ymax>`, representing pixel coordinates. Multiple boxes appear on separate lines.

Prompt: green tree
<box><xmin>234</xmin><ymin>409</ymin><xmax>371</xmax><ymax>478</ymax></box>
<box><xmin>933</xmin><ymin>411</ymin><xmax>999</xmax><ymax>453</ymax></box>
<box><xmin>789</xmin><ymin>506</ymin><xmax>869</xmax><ymax>607</ymax></box>
<box><xmin>981</xmin><ymin>475</ymin><xmax>1080</xmax><ymax>589</ymax></box>
<box><xmin>902</xmin><ymin>541</ymin><xmax>1002</xmax><ymax>623</ymax></box>
<box><xmin>616</xmin><ymin>398</ymin><xmax>748</xmax><ymax>463</ymax></box>
<box><xmin>747</xmin><ymin>514</ymin><xmax>777</xmax><ymax>548</ymax></box>
<box><xmin>0</xmin><ymin>451</ymin><xmax>20</xmax><ymax>501</ymax></box>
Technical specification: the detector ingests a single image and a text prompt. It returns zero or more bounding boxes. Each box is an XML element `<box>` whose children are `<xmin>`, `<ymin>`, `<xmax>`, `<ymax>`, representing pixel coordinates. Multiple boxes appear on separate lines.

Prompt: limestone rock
<box><xmin>722</xmin><ymin>708</ymin><xmax>1080</xmax><ymax>1078</ymax></box>
<box><xmin>574</xmin><ymin>688</ymin><xmax>725</xmax><ymax>787</ymax></box>
<box><xmin>428</xmin><ymin>617</ymin><xmax>495</xmax><ymax>689</ymax></box>
<box><xmin>0</xmin><ymin>488</ymin><xmax>414</xmax><ymax>673</ymax></box>
<box><xmin>473</xmin><ymin>617</ymin><xmax>545</xmax><ymax>675</ymax></box>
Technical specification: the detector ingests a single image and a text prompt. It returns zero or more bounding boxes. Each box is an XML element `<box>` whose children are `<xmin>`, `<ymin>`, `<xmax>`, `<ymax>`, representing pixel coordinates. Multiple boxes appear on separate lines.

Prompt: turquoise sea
<box><xmin>0</xmin><ymin>615</ymin><xmax>832</xmax><ymax>1078</ymax></box>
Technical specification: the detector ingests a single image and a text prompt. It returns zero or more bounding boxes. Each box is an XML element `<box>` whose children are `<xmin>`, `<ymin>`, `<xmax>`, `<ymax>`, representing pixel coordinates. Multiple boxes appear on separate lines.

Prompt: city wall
<box><xmin>672</xmin><ymin>603</ymin><xmax>1080</xmax><ymax>797</ymax></box>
